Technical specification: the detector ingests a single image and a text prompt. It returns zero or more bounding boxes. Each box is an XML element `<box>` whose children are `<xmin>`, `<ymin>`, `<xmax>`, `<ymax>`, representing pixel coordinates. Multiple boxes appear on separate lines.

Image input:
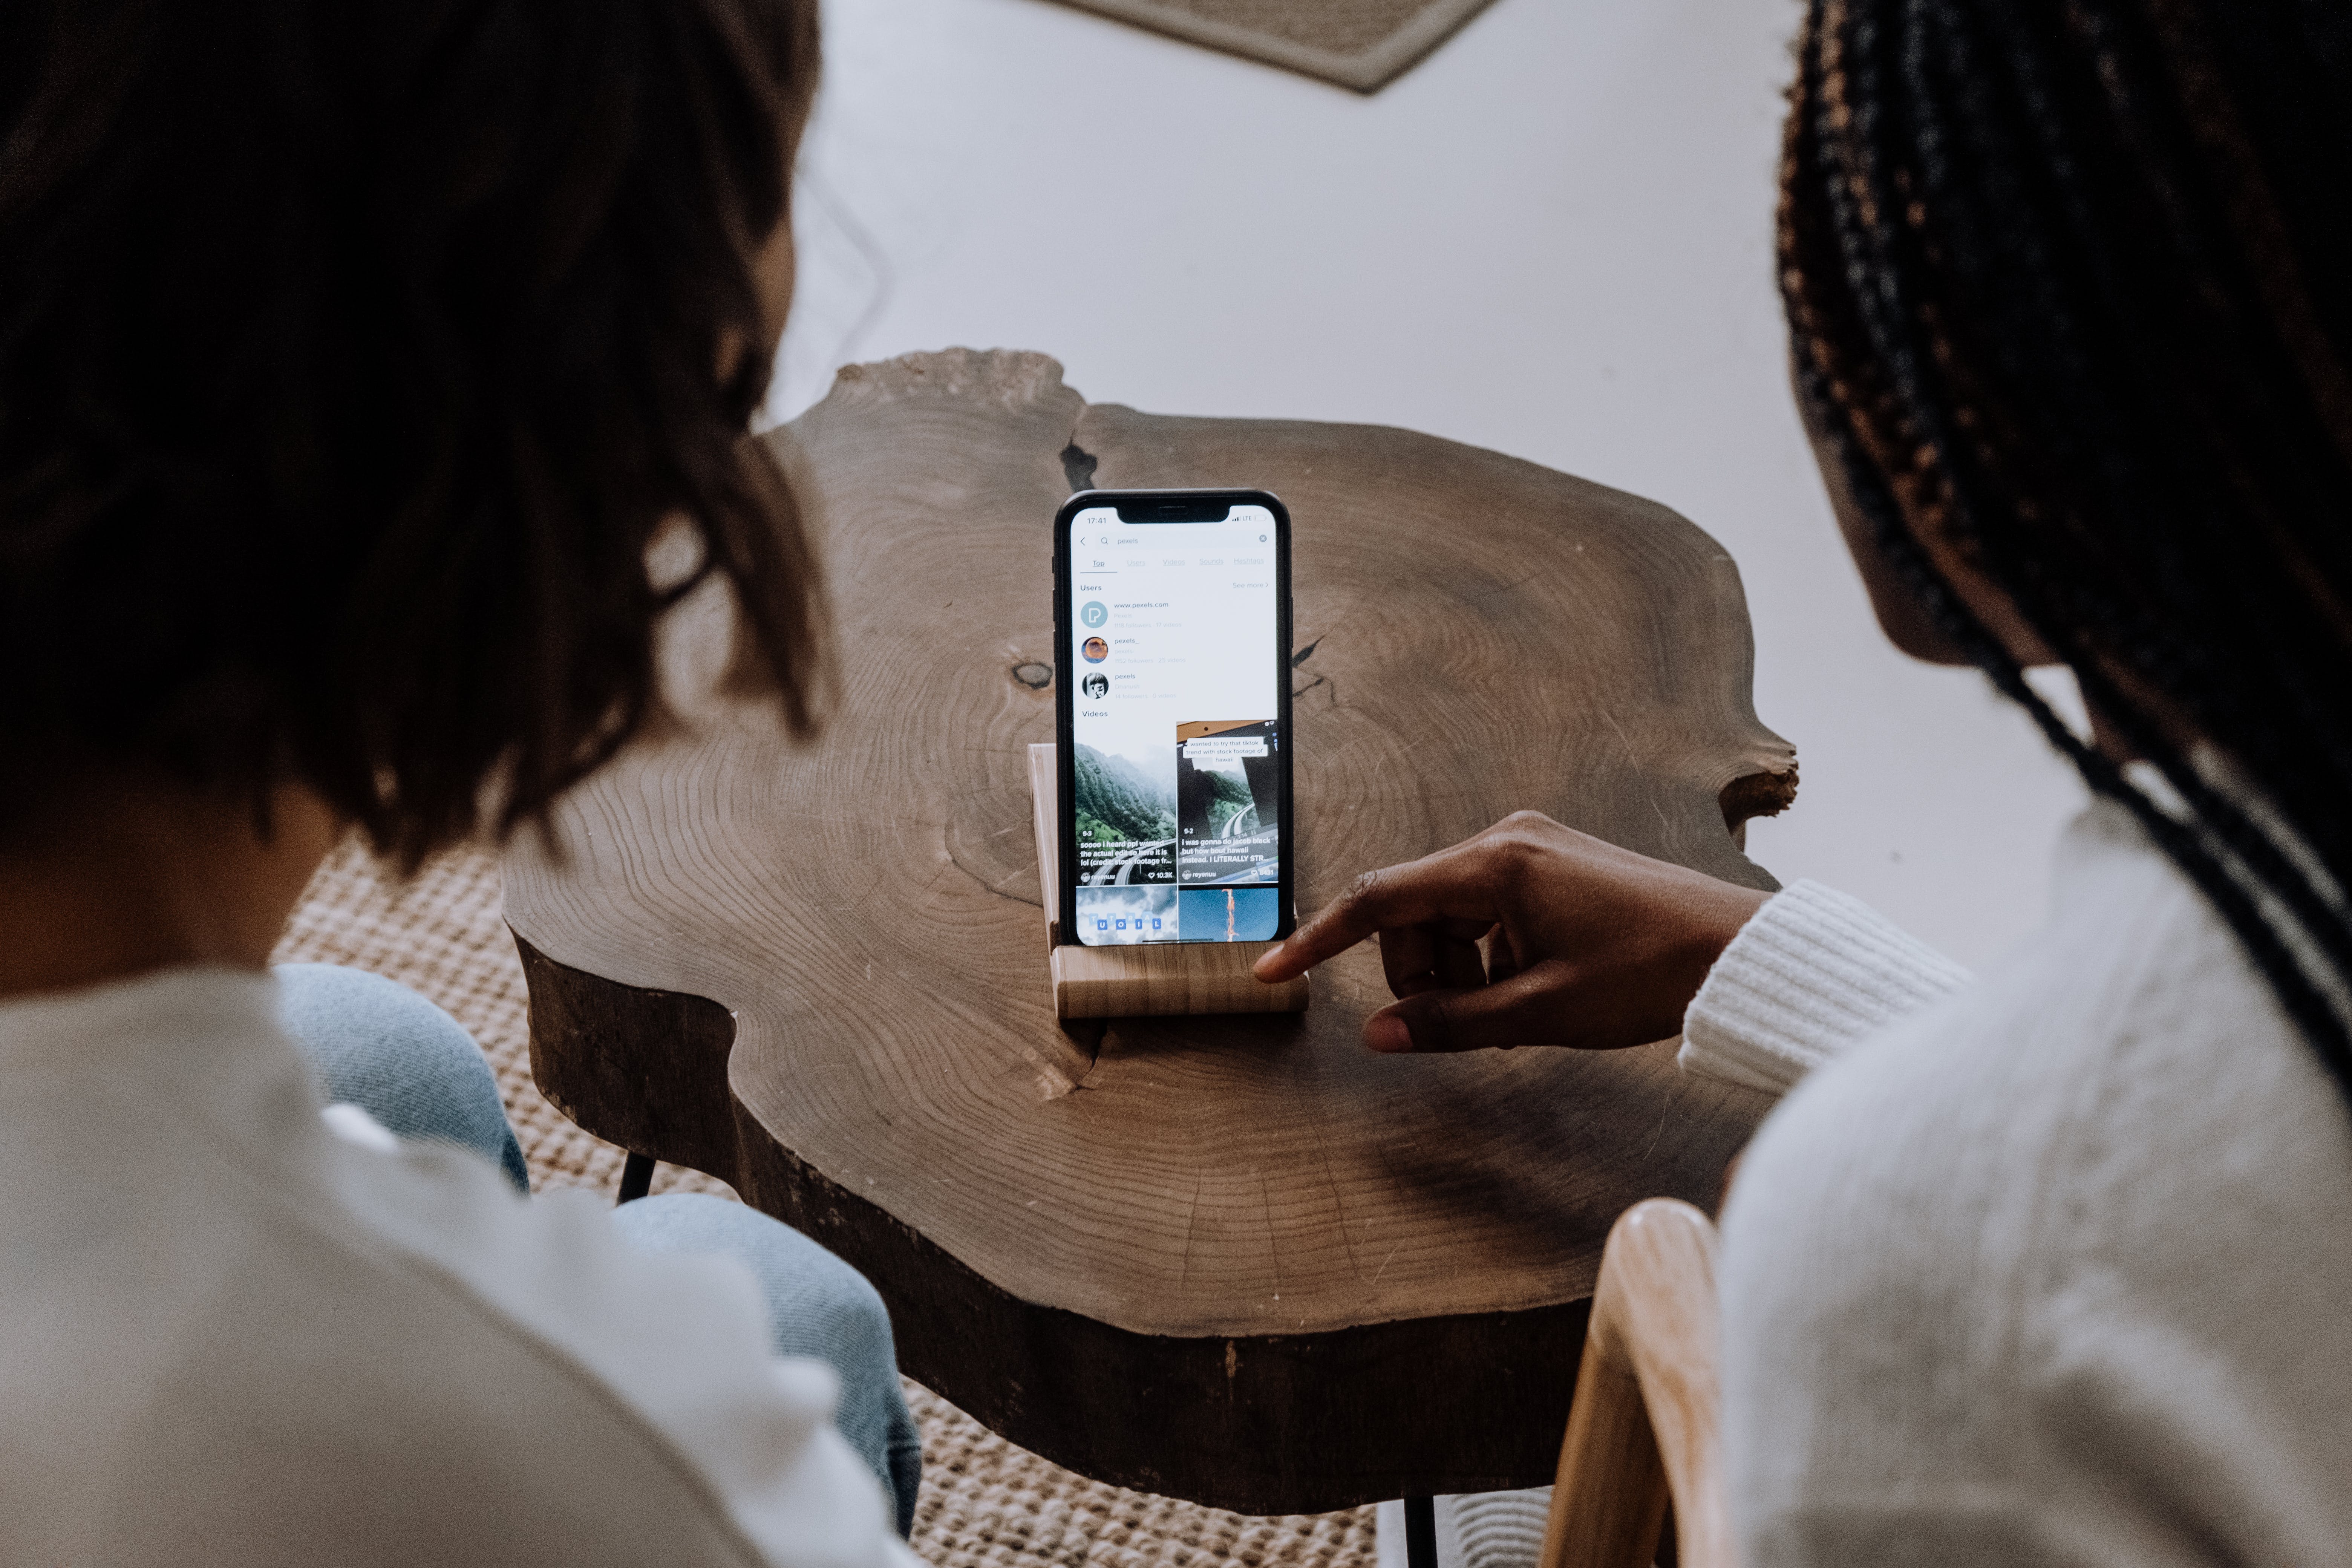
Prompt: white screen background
<box><xmin>1067</xmin><ymin>503</ymin><xmax>1280</xmax><ymax>943</ymax></box>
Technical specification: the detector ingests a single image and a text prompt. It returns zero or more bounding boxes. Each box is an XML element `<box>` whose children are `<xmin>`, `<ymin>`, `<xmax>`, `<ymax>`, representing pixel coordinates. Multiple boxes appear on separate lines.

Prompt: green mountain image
<box><xmin>1073</xmin><ymin>744</ymin><xmax>1176</xmax><ymax>843</ymax></box>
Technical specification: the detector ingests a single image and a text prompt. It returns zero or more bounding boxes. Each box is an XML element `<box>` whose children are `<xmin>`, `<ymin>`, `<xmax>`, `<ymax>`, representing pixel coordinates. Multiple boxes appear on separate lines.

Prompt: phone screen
<box><xmin>1063</xmin><ymin>498</ymin><xmax>1286</xmax><ymax>946</ymax></box>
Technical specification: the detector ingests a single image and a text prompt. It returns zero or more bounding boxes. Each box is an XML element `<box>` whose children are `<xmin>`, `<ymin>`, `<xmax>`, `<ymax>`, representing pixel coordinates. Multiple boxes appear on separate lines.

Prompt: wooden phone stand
<box><xmin>1030</xmin><ymin>743</ymin><xmax>1311</xmax><ymax>1020</ymax></box>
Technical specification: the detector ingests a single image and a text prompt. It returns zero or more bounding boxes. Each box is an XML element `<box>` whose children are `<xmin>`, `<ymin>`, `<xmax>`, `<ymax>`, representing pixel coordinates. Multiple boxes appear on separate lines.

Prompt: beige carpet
<box><xmin>1042</xmin><ymin>0</ymin><xmax>1499</xmax><ymax>92</ymax></box>
<box><xmin>273</xmin><ymin>838</ymin><xmax>1380</xmax><ymax>1568</ymax></box>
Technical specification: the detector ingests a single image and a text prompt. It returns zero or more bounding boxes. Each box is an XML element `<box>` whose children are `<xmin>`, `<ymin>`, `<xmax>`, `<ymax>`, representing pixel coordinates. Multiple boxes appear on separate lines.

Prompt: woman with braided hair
<box><xmin>1260</xmin><ymin>0</ymin><xmax>2352</xmax><ymax>1557</ymax></box>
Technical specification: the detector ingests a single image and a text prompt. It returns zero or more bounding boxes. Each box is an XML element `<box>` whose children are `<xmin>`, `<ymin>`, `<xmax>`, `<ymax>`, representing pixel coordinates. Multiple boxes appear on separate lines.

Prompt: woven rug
<box><xmin>273</xmin><ymin>838</ymin><xmax>1380</xmax><ymax>1568</ymax></box>
<box><xmin>1042</xmin><ymin>0</ymin><xmax>1498</xmax><ymax>92</ymax></box>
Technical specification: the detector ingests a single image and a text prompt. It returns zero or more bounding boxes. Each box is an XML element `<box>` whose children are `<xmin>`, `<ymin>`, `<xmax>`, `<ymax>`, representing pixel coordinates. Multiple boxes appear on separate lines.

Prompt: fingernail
<box><xmin>1252</xmin><ymin>944</ymin><xmax>1284</xmax><ymax>979</ymax></box>
<box><xmin>1364</xmin><ymin>1014</ymin><xmax>1412</xmax><ymax>1053</ymax></box>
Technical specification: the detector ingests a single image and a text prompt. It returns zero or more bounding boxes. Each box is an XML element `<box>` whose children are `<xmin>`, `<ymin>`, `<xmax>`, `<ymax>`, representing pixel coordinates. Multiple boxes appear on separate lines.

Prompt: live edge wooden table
<box><xmin>502</xmin><ymin>349</ymin><xmax>1794</xmax><ymax>1517</ymax></box>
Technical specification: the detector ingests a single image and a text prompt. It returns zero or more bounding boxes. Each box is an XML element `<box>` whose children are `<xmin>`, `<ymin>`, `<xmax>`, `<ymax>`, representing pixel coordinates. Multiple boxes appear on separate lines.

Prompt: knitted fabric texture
<box><xmin>1678</xmin><ymin>880</ymin><xmax>1974</xmax><ymax>1095</ymax></box>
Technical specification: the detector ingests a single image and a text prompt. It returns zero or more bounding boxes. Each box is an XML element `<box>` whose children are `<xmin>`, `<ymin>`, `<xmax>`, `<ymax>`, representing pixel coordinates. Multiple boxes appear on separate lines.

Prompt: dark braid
<box><xmin>1780</xmin><ymin>0</ymin><xmax>2352</xmax><ymax>1101</ymax></box>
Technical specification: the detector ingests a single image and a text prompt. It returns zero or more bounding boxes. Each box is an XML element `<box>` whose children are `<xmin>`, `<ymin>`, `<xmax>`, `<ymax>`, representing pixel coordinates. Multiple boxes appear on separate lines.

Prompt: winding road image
<box><xmin>1190</xmin><ymin>800</ymin><xmax>1279</xmax><ymax>884</ymax></box>
<box><xmin>1085</xmin><ymin>805</ymin><xmax>1272</xmax><ymax>886</ymax></box>
<box><xmin>1203</xmin><ymin>829</ymin><xmax>1280</xmax><ymax>884</ymax></box>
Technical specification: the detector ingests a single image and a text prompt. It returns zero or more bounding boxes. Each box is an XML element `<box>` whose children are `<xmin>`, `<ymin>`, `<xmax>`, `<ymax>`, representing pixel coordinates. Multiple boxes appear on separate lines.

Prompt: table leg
<box><xmin>617</xmin><ymin>1151</ymin><xmax>656</xmax><ymax>1206</ymax></box>
<box><xmin>1403</xmin><ymin>1496</ymin><xmax>1437</xmax><ymax>1568</ymax></box>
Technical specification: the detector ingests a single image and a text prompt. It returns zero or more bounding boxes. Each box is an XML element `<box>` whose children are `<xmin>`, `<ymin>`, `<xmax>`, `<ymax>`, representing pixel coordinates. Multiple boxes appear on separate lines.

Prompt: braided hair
<box><xmin>1779</xmin><ymin>0</ymin><xmax>2352</xmax><ymax>1096</ymax></box>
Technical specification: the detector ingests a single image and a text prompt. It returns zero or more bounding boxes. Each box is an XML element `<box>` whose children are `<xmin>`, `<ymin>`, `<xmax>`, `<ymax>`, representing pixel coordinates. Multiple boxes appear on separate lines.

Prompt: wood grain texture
<box><xmin>1034</xmin><ymin>743</ymin><xmax>1311</xmax><ymax>1019</ymax></box>
<box><xmin>1541</xmin><ymin>1333</ymin><xmax>1670</xmax><ymax>1568</ymax></box>
<box><xmin>1539</xmin><ymin>1200</ymin><xmax>1729</xmax><ymax>1568</ymax></box>
<box><xmin>503</xmin><ymin>348</ymin><xmax>1788</xmax><ymax>1512</ymax></box>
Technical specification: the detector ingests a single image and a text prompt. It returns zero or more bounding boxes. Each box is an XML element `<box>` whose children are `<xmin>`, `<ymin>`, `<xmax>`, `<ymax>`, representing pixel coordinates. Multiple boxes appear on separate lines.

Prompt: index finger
<box><xmin>1253</xmin><ymin>844</ymin><xmax>1506</xmax><ymax>982</ymax></box>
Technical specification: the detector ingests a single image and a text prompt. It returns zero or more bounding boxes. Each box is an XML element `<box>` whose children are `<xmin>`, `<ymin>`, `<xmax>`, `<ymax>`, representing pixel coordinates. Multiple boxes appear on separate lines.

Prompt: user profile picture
<box><xmin>1082</xmin><ymin>673</ymin><xmax>1109</xmax><ymax>699</ymax></box>
<box><xmin>1081</xmin><ymin>636</ymin><xmax>1109</xmax><ymax>663</ymax></box>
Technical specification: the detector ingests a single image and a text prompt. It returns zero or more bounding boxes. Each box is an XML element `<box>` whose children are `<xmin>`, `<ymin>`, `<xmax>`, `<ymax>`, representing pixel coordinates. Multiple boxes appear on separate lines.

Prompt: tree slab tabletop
<box><xmin>502</xmin><ymin>349</ymin><xmax>1792</xmax><ymax>1514</ymax></box>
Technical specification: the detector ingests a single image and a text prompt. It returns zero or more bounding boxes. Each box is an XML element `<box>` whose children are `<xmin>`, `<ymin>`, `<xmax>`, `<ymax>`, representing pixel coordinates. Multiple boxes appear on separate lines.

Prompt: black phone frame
<box><xmin>1052</xmin><ymin>487</ymin><xmax>1295</xmax><ymax>949</ymax></box>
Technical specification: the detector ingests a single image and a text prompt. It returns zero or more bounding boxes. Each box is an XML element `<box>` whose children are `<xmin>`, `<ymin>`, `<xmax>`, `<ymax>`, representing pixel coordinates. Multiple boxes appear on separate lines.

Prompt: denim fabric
<box><xmin>273</xmin><ymin>963</ymin><xmax>920</xmax><ymax>1534</ymax></box>
<box><xmin>276</xmin><ymin>963</ymin><xmax>531</xmax><ymax>1192</ymax></box>
<box><xmin>612</xmin><ymin>1195</ymin><xmax>923</xmax><ymax>1535</ymax></box>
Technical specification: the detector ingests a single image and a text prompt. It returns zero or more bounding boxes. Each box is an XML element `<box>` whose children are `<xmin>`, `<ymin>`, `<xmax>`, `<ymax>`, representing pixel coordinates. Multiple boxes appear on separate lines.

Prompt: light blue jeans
<box><xmin>276</xmin><ymin>963</ymin><xmax>922</xmax><ymax>1534</ymax></box>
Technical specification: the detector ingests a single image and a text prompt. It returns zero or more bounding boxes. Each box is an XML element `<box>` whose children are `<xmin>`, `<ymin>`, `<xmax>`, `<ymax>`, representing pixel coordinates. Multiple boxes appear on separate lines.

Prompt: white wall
<box><xmin>768</xmin><ymin>0</ymin><xmax>2088</xmax><ymax>969</ymax></box>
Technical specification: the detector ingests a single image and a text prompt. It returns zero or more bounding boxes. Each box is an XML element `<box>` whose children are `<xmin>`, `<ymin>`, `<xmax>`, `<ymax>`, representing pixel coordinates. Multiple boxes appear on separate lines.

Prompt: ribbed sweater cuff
<box><xmin>1678</xmin><ymin>880</ymin><xmax>1973</xmax><ymax>1096</ymax></box>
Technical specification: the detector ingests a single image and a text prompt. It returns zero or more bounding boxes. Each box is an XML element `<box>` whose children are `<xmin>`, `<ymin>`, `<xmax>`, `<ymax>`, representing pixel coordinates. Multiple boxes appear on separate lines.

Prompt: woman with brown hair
<box><xmin>0</xmin><ymin>0</ymin><xmax>919</xmax><ymax>1560</ymax></box>
<box><xmin>1263</xmin><ymin>0</ymin><xmax>2352</xmax><ymax>1558</ymax></box>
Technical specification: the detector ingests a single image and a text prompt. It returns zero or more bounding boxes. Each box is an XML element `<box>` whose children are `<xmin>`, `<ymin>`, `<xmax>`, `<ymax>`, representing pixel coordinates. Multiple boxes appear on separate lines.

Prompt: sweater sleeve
<box><xmin>1677</xmin><ymin>880</ymin><xmax>1972</xmax><ymax>1096</ymax></box>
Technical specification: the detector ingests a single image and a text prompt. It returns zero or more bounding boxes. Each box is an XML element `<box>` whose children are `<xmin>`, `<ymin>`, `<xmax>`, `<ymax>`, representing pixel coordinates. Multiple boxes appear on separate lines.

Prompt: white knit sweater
<box><xmin>1686</xmin><ymin>801</ymin><xmax>2352</xmax><ymax>1564</ymax></box>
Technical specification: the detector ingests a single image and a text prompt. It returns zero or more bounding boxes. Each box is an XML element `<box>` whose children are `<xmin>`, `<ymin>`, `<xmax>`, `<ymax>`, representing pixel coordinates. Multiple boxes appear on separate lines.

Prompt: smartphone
<box><xmin>1054</xmin><ymin>488</ymin><xmax>1293</xmax><ymax>947</ymax></box>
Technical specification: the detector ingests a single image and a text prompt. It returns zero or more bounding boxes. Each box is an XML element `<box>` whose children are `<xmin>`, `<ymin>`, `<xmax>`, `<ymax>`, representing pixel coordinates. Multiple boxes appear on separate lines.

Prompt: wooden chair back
<box><xmin>1535</xmin><ymin>1198</ymin><xmax>1731</xmax><ymax>1568</ymax></box>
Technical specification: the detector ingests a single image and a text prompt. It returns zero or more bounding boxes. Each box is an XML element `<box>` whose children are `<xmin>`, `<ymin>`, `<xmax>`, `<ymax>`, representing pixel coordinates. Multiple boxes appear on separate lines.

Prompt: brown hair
<box><xmin>0</xmin><ymin>0</ymin><xmax>827</xmax><ymax>867</ymax></box>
